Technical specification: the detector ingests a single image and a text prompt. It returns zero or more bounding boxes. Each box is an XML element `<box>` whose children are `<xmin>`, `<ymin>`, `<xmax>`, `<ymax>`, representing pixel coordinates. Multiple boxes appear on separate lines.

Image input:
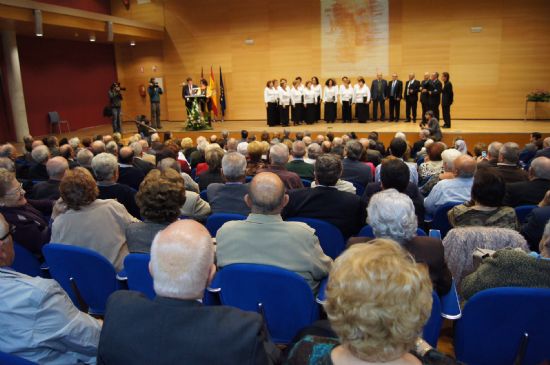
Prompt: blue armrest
<box><xmin>440</xmin><ymin>279</ymin><xmax>462</xmax><ymax>320</ymax></box>
<box><xmin>429</xmin><ymin>229</ymin><xmax>442</xmax><ymax>240</ymax></box>
<box><xmin>316</xmin><ymin>277</ymin><xmax>328</xmax><ymax>305</ymax></box>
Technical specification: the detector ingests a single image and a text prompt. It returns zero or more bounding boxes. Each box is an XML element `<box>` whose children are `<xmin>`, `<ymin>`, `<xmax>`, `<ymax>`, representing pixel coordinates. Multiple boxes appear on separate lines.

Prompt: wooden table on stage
<box><xmin>525</xmin><ymin>99</ymin><xmax>550</xmax><ymax>120</ymax></box>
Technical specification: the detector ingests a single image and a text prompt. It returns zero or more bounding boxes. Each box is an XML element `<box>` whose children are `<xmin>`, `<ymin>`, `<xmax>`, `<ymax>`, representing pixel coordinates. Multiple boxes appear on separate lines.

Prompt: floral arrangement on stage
<box><xmin>527</xmin><ymin>90</ymin><xmax>550</xmax><ymax>102</ymax></box>
<box><xmin>185</xmin><ymin>99</ymin><xmax>212</xmax><ymax>131</ymax></box>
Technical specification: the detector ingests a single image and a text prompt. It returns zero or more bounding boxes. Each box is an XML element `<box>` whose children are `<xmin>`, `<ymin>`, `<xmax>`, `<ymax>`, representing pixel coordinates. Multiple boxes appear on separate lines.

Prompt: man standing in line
<box><xmin>405</xmin><ymin>73</ymin><xmax>420</xmax><ymax>123</ymax></box>
<box><xmin>148</xmin><ymin>78</ymin><xmax>163</xmax><ymax>129</ymax></box>
<box><xmin>429</xmin><ymin>72</ymin><xmax>442</xmax><ymax>120</ymax></box>
<box><xmin>388</xmin><ymin>73</ymin><xmax>403</xmax><ymax>122</ymax></box>
<box><xmin>420</xmin><ymin>72</ymin><xmax>431</xmax><ymax>123</ymax></box>
<box><xmin>371</xmin><ymin>72</ymin><xmax>388</xmax><ymax>122</ymax></box>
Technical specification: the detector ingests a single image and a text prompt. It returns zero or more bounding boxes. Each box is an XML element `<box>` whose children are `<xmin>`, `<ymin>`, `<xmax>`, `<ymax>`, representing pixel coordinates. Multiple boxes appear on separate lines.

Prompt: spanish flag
<box><xmin>209</xmin><ymin>66</ymin><xmax>218</xmax><ymax>117</ymax></box>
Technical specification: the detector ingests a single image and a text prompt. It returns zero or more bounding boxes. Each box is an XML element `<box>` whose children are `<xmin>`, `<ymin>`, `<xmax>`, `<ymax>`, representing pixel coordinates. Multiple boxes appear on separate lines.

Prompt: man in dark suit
<box><xmin>341</xmin><ymin>140</ymin><xmax>373</xmax><ymax>186</ymax></box>
<box><xmin>207</xmin><ymin>152</ymin><xmax>250</xmax><ymax>215</ymax></box>
<box><xmin>420</xmin><ymin>72</ymin><xmax>431</xmax><ymax>123</ymax></box>
<box><xmin>286</xmin><ymin>141</ymin><xmax>314</xmax><ymax>180</ymax></box>
<box><xmin>496</xmin><ymin>142</ymin><xmax>528</xmax><ymax>184</ymax></box>
<box><xmin>521</xmin><ymin>205</ymin><xmax>550</xmax><ymax>252</ymax></box>
<box><xmin>117</xmin><ymin>147</ymin><xmax>145</xmax><ymax>191</ymax></box>
<box><xmin>28</xmin><ymin>145</ymin><xmax>50</xmax><ymax>181</ymax></box>
<box><xmin>258</xmin><ymin>143</ymin><xmax>304</xmax><ymax>190</ymax></box>
<box><xmin>283</xmin><ymin>154</ymin><xmax>367</xmax><ymax>239</ymax></box>
<box><xmin>504</xmin><ymin>157</ymin><xmax>550</xmax><ymax>207</ymax></box>
<box><xmin>130</xmin><ymin>141</ymin><xmax>155</xmax><ymax>176</ymax></box>
<box><xmin>370</xmin><ymin>72</ymin><xmax>388</xmax><ymax>121</ymax></box>
<box><xmin>388</xmin><ymin>73</ymin><xmax>403</xmax><ymax>122</ymax></box>
<box><xmin>405</xmin><ymin>73</ymin><xmax>420</xmax><ymax>123</ymax></box>
<box><xmin>535</xmin><ymin>137</ymin><xmax>550</xmax><ymax>159</ymax></box>
<box><xmin>428</xmin><ymin>72</ymin><xmax>442</xmax><ymax>120</ymax></box>
<box><xmin>31</xmin><ymin>157</ymin><xmax>68</xmax><ymax>200</ymax></box>
<box><xmin>182</xmin><ymin>77</ymin><xmax>198</xmax><ymax>118</ymax></box>
<box><xmin>97</xmin><ymin>220</ymin><xmax>279</xmax><ymax>365</ymax></box>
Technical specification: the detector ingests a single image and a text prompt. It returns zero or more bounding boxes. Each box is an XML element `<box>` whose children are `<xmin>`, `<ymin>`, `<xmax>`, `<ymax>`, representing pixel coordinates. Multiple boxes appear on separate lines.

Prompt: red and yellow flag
<box><xmin>209</xmin><ymin>66</ymin><xmax>218</xmax><ymax>117</ymax></box>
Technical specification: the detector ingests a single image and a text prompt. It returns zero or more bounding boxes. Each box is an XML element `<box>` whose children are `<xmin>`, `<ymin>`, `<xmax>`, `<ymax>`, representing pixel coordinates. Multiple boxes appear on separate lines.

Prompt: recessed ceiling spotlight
<box><xmin>130</xmin><ymin>40</ymin><xmax>136</xmax><ymax>46</ymax></box>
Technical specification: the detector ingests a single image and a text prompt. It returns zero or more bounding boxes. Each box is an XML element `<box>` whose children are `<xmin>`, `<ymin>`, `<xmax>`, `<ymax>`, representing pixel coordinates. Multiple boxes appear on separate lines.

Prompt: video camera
<box><xmin>112</xmin><ymin>82</ymin><xmax>126</xmax><ymax>91</ymax></box>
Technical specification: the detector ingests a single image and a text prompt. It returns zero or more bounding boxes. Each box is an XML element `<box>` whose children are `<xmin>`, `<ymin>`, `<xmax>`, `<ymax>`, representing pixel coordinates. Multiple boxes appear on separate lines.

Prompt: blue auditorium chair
<box><xmin>0</xmin><ymin>351</ymin><xmax>38</xmax><ymax>365</ymax></box>
<box><xmin>123</xmin><ymin>253</ymin><xmax>155</xmax><ymax>299</ymax></box>
<box><xmin>11</xmin><ymin>243</ymin><xmax>43</xmax><ymax>277</ymax></box>
<box><xmin>429</xmin><ymin>201</ymin><xmax>463</xmax><ymax>238</ymax></box>
<box><xmin>208</xmin><ymin>263</ymin><xmax>320</xmax><ymax>344</ymax></box>
<box><xmin>199</xmin><ymin>189</ymin><xmax>208</xmax><ymax>202</ymax></box>
<box><xmin>286</xmin><ymin>217</ymin><xmax>345</xmax><ymax>259</ymax></box>
<box><xmin>357</xmin><ymin>225</ymin><xmax>426</xmax><ymax>238</ymax></box>
<box><xmin>301</xmin><ymin>179</ymin><xmax>312</xmax><ymax>187</ymax></box>
<box><xmin>206</xmin><ymin>213</ymin><xmax>247</xmax><ymax>237</ymax></box>
<box><xmin>515</xmin><ymin>205</ymin><xmax>537</xmax><ymax>224</ymax></box>
<box><xmin>42</xmin><ymin>244</ymin><xmax>120</xmax><ymax>315</ymax></box>
<box><xmin>454</xmin><ymin>287</ymin><xmax>550</xmax><ymax>365</ymax></box>
<box><xmin>352</xmin><ymin>181</ymin><xmax>365</xmax><ymax>197</ymax></box>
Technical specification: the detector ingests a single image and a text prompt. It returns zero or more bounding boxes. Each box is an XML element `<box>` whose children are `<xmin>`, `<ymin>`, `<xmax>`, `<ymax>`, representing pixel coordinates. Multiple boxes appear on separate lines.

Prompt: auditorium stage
<box><xmin>41</xmin><ymin>118</ymin><xmax>550</xmax><ymax>149</ymax></box>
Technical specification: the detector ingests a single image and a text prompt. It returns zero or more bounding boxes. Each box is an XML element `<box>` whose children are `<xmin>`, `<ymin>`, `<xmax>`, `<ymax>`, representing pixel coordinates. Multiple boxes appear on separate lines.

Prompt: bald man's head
<box><xmin>91</xmin><ymin>140</ymin><xmax>105</xmax><ymax>155</ymax></box>
<box><xmin>118</xmin><ymin>147</ymin><xmax>134</xmax><ymax>164</ymax></box>
<box><xmin>150</xmin><ymin>220</ymin><xmax>215</xmax><ymax>300</ymax></box>
<box><xmin>454</xmin><ymin>155</ymin><xmax>477</xmax><ymax>178</ymax></box>
<box><xmin>245</xmin><ymin>172</ymin><xmax>288</xmax><ymax>214</ymax></box>
<box><xmin>46</xmin><ymin>156</ymin><xmax>69</xmax><ymax>180</ymax></box>
<box><xmin>0</xmin><ymin>213</ymin><xmax>14</xmax><ymax>267</ymax></box>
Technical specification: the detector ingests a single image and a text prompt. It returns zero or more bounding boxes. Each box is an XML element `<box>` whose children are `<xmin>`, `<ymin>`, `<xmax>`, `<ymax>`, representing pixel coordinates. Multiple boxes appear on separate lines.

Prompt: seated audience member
<box><xmin>283</xmin><ymin>154</ymin><xmax>367</xmax><ymax>238</ymax></box>
<box><xmin>504</xmin><ymin>157</ymin><xmax>550</xmax><ymax>207</ymax></box>
<box><xmin>420</xmin><ymin>148</ymin><xmax>462</xmax><ymax>196</ymax></box>
<box><xmin>91</xmin><ymin>140</ymin><xmax>106</xmax><ymax>156</ymax></box>
<box><xmin>131</xmin><ymin>141</ymin><xmax>155</xmax><ymax>175</ymax></box>
<box><xmin>117</xmin><ymin>147</ymin><xmax>145</xmax><ymax>191</ymax></box>
<box><xmin>286</xmin><ymin>141</ymin><xmax>314</xmax><ymax>180</ymax></box>
<box><xmin>92</xmin><ymin>153</ymin><xmax>141</xmax><ymax>219</ymax></box>
<box><xmin>45</xmin><ymin>136</ymin><xmax>60</xmax><ymax>156</ymax></box>
<box><xmin>363</xmin><ymin>139</ymin><xmax>383</xmax><ymax>166</ymax></box>
<box><xmin>521</xmin><ymin>191</ymin><xmax>550</xmax><ymax>251</ymax></box>
<box><xmin>363</xmin><ymin>158</ymin><xmax>425</xmax><ymax>222</ymax></box>
<box><xmin>51</xmin><ymin>168</ymin><xmax>138</xmax><ymax>271</ymax></box>
<box><xmin>359</xmin><ymin>189</ymin><xmax>451</xmax><ymax>295</ymax></box>
<box><xmin>258</xmin><ymin>143</ymin><xmax>304</xmax><ymax>190</ymax></box>
<box><xmin>0</xmin><ymin>169</ymin><xmax>51</xmax><ymax>256</ymax></box>
<box><xmin>0</xmin><ymin>214</ymin><xmax>101</xmax><ymax>364</ymax></box>
<box><xmin>424</xmin><ymin>155</ymin><xmax>476</xmax><ymax>216</ymax></box>
<box><xmin>412</xmin><ymin>129</ymin><xmax>430</xmax><ymax>159</ymax></box>
<box><xmin>454</xmin><ymin>138</ymin><xmax>468</xmax><ymax>155</ymax></box>
<box><xmin>225</xmin><ymin>138</ymin><xmax>238</xmax><ymax>153</ymax></box>
<box><xmin>138</xmin><ymin>139</ymin><xmax>156</xmax><ymax>165</ymax></box>
<box><xmin>180</xmin><ymin>137</ymin><xmax>196</xmax><ymax>161</ymax></box>
<box><xmin>478</xmin><ymin>141</ymin><xmax>502</xmax><ymax>168</ymax></box>
<box><xmin>368</xmin><ymin>131</ymin><xmax>385</xmax><ymax>155</ymax></box>
<box><xmin>341</xmin><ymin>141</ymin><xmax>372</xmax><ymax>186</ymax></box>
<box><xmin>462</xmin><ymin>221</ymin><xmax>550</xmax><ymax>300</ymax></box>
<box><xmin>374</xmin><ymin>138</ymin><xmax>419</xmax><ymax>185</ymax></box>
<box><xmin>98</xmin><ymin>220</ymin><xmax>278</xmax><ymax>365</ymax></box>
<box><xmin>496</xmin><ymin>142</ymin><xmax>528</xmax><ymax>183</ymax></box>
<box><xmin>472</xmin><ymin>142</ymin><xmax>487</xmax><ymax>161</ymax></box>
<box><xmin>77</xmin><ymin>148</ymin><xmax>95</xmax><ymax>177</ymax></box>
<box><xmin>304</xmin><ymin>143</ymin><xmax>321</xmax><ymax>165</ymax></box>
<box><xmin>418</xmin><ymin>142</ymin><xmax>445</xmax><ymax>185</ymax></box>
<box><xmin>157</xmin><ymin>159</ymin><xmax>210</xmax><ymax>220</ymax></box>
<box><xmin>197</xmin><ymin>145</ymin><xmax>225</xmax><ymax>191</ymax></box>
<box><xmin>31</xmin><ymin>156</ymin><xmax>68</xmax><ymax>200</ymax></box>
<box><xmin>237</xmin><ymin>141</ymin><xmax>249</xmax><ymax>157</ymax></box>
<box><xmin>59</xmin><ymin>144</ymin><xmax>78</xmax><ymax>169</ymax></box>
<box><xmin>126</xmin><ymin>169</ymin><xmax>186</xmax><ymax>253</ymax></box>
<box><xmin>105</xmin><ymin>141</ymin><xmax>118</xmax><ymax>156</ymax></box>
<box><xmin>207</xmin><ymin>152</ymin><xmax>250</xmax><ymax>216</ymax></box>
<box><xmin>0</xmin><ymin>143</ymin><xmax>25</xmax><ymax>179</ymax></box>
<box><xmin>29</xmin><ymin>145</ymin><xmax>50</xmax><ymax>181</ymax></box>
<box><xmin>321</xmin><ymin>140</ymin><xmax>332</xmax><ymax>154</ymax></box>
<box><xmin>0</xmin><ymin>157</ymin><xmax>15</xmax><ymax>172</ymax></box>
<box><xmin>245</xmin><ymin>141</ymin><xmax>266</xmax><ymax>176</ymax></box>
<box><xmin>189</xmin><ymin>138</ymin><xmax>207</xmax><ymax>168</ymax></box>
<box><xmin>448</xmin><ymin>167</ymin><xmax>518</xmax><ymax>230</ymax></box>
<box><xmin>216</xmin><ymin>172</ymin><xmax>332</xmax><ymax>291</ymax></box>
<box><xmin>286</xmin><ymin>239</ymin><xmax>459</xmax><ymax>365</ymax></box>
<box><xmin>535</xmin><ymin>136</ymin><xmax>550</xmax><ymax>159</ymax></box>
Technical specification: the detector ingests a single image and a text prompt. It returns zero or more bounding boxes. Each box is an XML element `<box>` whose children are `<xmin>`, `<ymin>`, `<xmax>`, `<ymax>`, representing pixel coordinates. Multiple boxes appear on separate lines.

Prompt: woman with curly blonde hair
<box><xmin>286</xmin><ymin>239</ymin><xmax>462</xmax><ymax>365</ymax></box>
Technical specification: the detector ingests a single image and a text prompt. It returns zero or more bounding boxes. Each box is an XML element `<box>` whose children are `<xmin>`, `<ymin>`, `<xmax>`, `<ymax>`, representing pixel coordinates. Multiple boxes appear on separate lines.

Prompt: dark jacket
<box><xmin>370</xmin><ymin>79</ymin><xmax>388</xmax><ymax>100</ymax></box>
<box><xmin>258</xmin><ymin>166</ymin><xmax>304</xmax><ymax>190</ymax></box>
<box><xmin>341</xmin><ymin>159</ymin><xmax>372</xmax><ymax>187</ymax></box>
<box><xmin>442</xmin><ymin>81</ymin><xmax>454</xmax><ymax>106</ymax></box>
<box><xmin>117</xmin><ymin>165</ymin><xmax>145</xmax><ymax>191</ymax></box>
<box><xmin>362</xmin><ymin>182</ymin><xmax>425</xmax><ymax>223</ymax></box>
<box><xmin>198</xmin><ymin>169</ymin><xmax>224</xmax><ymax>191</ymax></box>
<box><xmin>285</xmin><ymin>160</ymin><xmax>314</xmax><ymax>180</ymax></box>
<box><xmin>283</xmin><ymin>186</ymin><xmax>367</xmax><ymax>239</ymax></box>
<box><xmin>427</xmin><ymin>117</ymin><xmax>442</xmax><ymax>141</ymax></box>
<box><xmin>133</xmin><ymin>157</ymin><xmax>155</xmax><ymax>176</ymax></box>
<box><xmin>28</xmin><ymin>163</ymin><xmax>49</xmax><ymax>181</ymax></box>
<box><xmin>30</xmin><ymin>180</ymin><xmax>61</xmax><ymax>200</ymax></box>
<box><xmin>98</xmin><ymin>183</ymin><xmax>141</xmax><ymax>219</ymax></box>
<box><xmin>207</xmin><ymin>183</ymin><xmax>251</xmax><ymax>216</ymax></box>
<box><xmin>521</xmin><ymin>206</ymin><xmax>550</xmax><ymax>252</ymax></box>
<box><xmin>388</xmin><ymin>79</ymin><xmax>403</xmax><ymax>99</ymax></box>
<box><xmin>496</xmin><ymin>164</ymin><xmax>529</xmax><ymax>184</ymax></box>
<box><xmin>429</xmin><ymin>79</ymin><xmax>442</xmax><ymax>105</ymax></box>
<box><xmin>504</xmin><ymin>179</ymin><xmax>550</xmax><ymax>207</ymax></box>
<box><xmin>97</xmin><ymin>291</ymin><xmax>276</xmax><ymax>365</ymax></box>
<box><xmin>420</xmin><ymin>79</ymin><xmax>431</xmax><ymax>104</ymax></box>
<box><xmin>405</xmin><ymin>79</ymin><xmax>420</xmax><ymax>100</ymax></box>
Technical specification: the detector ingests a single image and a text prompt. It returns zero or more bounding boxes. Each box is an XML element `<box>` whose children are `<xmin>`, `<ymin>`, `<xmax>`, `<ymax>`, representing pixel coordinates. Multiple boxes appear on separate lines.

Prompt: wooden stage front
<box><xmin>43</xmin><ymin>119</ymin><xmax>550</xmax><ymax>149</ymax></box>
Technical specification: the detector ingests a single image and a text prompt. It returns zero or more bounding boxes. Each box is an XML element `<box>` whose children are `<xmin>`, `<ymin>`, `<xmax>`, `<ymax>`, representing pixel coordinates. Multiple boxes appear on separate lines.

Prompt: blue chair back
<box><xmin>454</xmin><ymin>287</ymin><xmax>550</xmax><ymax>365</ymax></box>
<box><xmin>515</xmin><ymin>205</ymin><xmax>537</xmax><ymax>224</ymax></box>
<box><xmin>245</xmin><ymin>175</ymin><xmax>253</xmax><ymax>183</ymax></box>
<box><xmin>431</xmin><ymin>201</ymin><xmax>463</xmax><ymax>238</ymax></box>
<box><xmin>429</xmin><ymin>229</ymin><xmax>442</xmax><ymax>240</ymax></box>
<box><xmin>301</xmin><ymin>179</ymin><xmax>312</xmax><ymax>187</ymax></box>
<box><xmin>352</xmin><ymin>181</ymin><xmax>365</xmax><ymax>196</ymax></box>
<box><xmin>287</xmin><ymin>217</ymin><xmax>345</xmax><ymax>259</ymax></box>
<box><xmin>123</xmin><ymin>254</ymin><xmax>155</xmax><ymax>299</ymax></box>
<box><xmin>199</xmin><ymin>189</ymin><xmax>208</xmax><ymax>202</ymax></box>
<box><xmin>0</xmin><ymin>351</ymin><xmax>38</xmax><ymax>365</ymax></box>
<box><xmin>12</xmin><ymin>243</ymin><xmax>42</xmax><ymax>277</ymax></box>
<box><xmin>42</xmin><ymin>244</ymin><xmax>119</xmax><ymax>315</ymax></box>
<box><xmin>47</xmin><ymin>111</ymin><xmax>60</xmax><ymax>124</ymax></box>
<box><xmin>357</xmin><ymin>225</ymin><xmax>426</xmax><ymax>238</ymax></box>
<box><xmin>211</xmin><ymin>263</ymin><xmax>319</xmax><ymax>344</ymax></box>
<box><xmin>206</xmin><ymin>213</ymin><xmax>247</xmax><ymax>237</ymax></box>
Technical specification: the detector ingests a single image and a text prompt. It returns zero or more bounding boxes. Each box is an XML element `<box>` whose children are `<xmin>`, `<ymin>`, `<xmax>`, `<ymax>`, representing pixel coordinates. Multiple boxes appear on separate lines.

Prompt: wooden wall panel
<box><xmin>112</xmin><ymin>0</ymin><xmax>550</xmax><ymax>122</ymax></box>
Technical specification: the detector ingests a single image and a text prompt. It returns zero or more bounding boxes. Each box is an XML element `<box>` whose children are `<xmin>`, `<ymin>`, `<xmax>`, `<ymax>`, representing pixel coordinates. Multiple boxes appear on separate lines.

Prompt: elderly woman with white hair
<box><xmin>420</xmin><ymin>148</ymin><xmax>463</xmax><ymax>196</ymax></box>
<box><xmin>355</xmin><ymin>189</ymin><xmax>452</xmax><ymax>295</ymax></box>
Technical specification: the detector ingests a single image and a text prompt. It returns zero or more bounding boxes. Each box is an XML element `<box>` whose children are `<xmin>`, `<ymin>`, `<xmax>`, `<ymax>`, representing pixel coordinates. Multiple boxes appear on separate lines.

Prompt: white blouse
<box><xmin>290</xmin><ymin>87</ymin><xmax>303</xmax><ymax>105</ymax></box>
<box><xmin>278</xmin><ymin>86</ymin><xmax>291</xmax><ymax>106</ymax></box>
<box><xmin>353</xmin><ymin>84</ymin><xmax>371</xmax><ymax>104</ymax></box>
<box><xmin>312</xmin><ymin>84</ymin><xmax>322</xmax><ymax>101</ymax></box>
<box><xmin>303</xmin><ymin>87</ymin><xmax>316</xmax><ymax>104</ymax></box>
<box><xmin>339</xmin><ymin>85</ymin><xmax>355</xmax><ymax>103</ymax></box>
<box><xmin>264</xmin><ymin>87</ymin><xmax>279</xmax><ymax>103</ymax></box>
<box><xmin>323</xmin><ymin>86</ymin><xmax>338</xmax><ymax>103</ymax></box>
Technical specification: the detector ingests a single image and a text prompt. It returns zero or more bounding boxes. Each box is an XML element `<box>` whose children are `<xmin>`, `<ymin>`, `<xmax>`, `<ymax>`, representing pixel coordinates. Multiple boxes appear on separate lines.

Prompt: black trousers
<box><xmin>305</xmin><ymin>103</ymin><xmax>316</xmax><ymax>124</ymax></box>
<box><xmin>291</xmin><ymin>103</ymin><xmax>304</xmax><ymax>124</ymax></box>
<box><xmin>315</xmin><ymin>97</ymin><xmax>321</xmax><ymax>121</ymax></box>
<box><xmin>279</xmin><ymin>105</ymin><xmax>290</xmax><ymax>126</ymax></box>
<box><xmin>421</xmin><ymin>100</ymin><xmax>430</xmax><ymax>123</ymax></box>
<box><xmin>430</xmin><ymin>101</ymin><xmax>440</xmax><ymax>120</ymax></box>
<box><xmin>405</xmin><ymin>97</ymin><xmax>418</xmax><ymax>122</ymax></box>
<box><xmin>389</xmin><ymin>98</ymin><xmax>401</xmax><ymax>121</ymax></box>
<box><xmin>342</xmin><ymin>101</ymin><xmax>352</xmax><ymax>122</ymax></box>
<box><xmin>442</xmin><ymin>104</ymin><xmax>451</xmax><ymax>127</ymax></box>
<box><xmin>266</xmin><ymin>102</ymin><xmax>279</xmax><ymax>126</ymax></box>
<box><xmin>355</xmin><ymin>102</ymin><xmax>369</xmax><ymax>123</ymax></box>
<box><xmin>324</xmin><ymin>102</ymin><xmax>336</xmax><ymax>123</ymax></box>
<box><xmin>372</xmin><ymin>98</ymin><xmax>385</xmax><ymax>120</ymax></box>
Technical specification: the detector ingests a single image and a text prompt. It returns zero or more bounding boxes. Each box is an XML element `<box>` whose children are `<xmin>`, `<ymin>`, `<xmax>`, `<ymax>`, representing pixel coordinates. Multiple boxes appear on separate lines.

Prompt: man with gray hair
<box><xmin>283</xmin><ymin>154</ymin><xmax>367</xmax><ymax>238</ymax></box>
<box><xmin>206</xmin><ymin>152</ymin><xmax>250</xmax><ymax>215</ymax></box>
<box><xmin>341</xmin><ymin>140</ymin><xmax>372</xmax><ymax>186</ymax></box>
<box><xmin>29</xmin><ymin>145</ymin><xmax>51</xmax><ymax>180</ymax></box>
<box><xmin>305</xmin><ymin>143</ymin><xmax>321</xmax><ymax>164</ymax></box>
<box><xmin>77</xmin><ymin>149</ymin><xmax>95</xmax><ymax>177</ymax></box>
<box><xmin>91</xmin><ymin>140</ymin><xmax>106</xmax><ymax>156</ymax></box>
<box><xmin>92</xmin><ymin>153</ymin><xmax>140</xmax><ymax>219</ymax></box>
<box><xmin>31</xmin><ymin>156</ymin><xmax>68</xmax><ymax>200</ymax></box>
<box><xmin>286</xmin><ymin>140</ymin><xmax>314</xmax><ymax>180</ymax></box>
<box><xmin>496</xmin><ymin>142</ymin><xmax>528</xmax><ymax>183</ymax></box>
<box><xmin>225</xmin><ymin>137</ymin><xmax>238</xmax><ymax>152</ymax></box>
<box><xmin>535</xmin><ymin>136</ymin><xmax>550</xmax><ymax>159</ymax></box>
<box><xmin>504</xmin><ymin>156</ymin><xmax>550</xmax><ymax>207</ymax></box>
<box><xmin>98</xmin><ymin>220</ymin><xmax>279</xmax><ymax>364</ymax></box>
<box><xmin>258</xmin><ymin>143</ymin><xmax>303</xmax><ymax>190</ymax></box>
<box><xmin>131</xmin><ymin>141</ymin><xmax>154</xmax><ymax>175</ymax></box>
<box><xmin>479</xmin><ymin>141</ymin><xmax>503</xmax><ymax>168</ymax></box>
<box><xmin>217</xmin><ymin>172</ymin><xmax>332</xmax><ymax>291</ymax></box>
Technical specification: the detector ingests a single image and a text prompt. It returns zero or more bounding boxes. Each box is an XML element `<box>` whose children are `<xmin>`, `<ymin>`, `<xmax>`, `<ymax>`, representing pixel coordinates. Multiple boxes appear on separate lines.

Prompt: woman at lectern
<box><xmin>311</xmin><ymin>76</ymin><xmax>322</xmax><ymax>123</ymax></box>
<box><xmin>339</xmin><ymin>76</ymin><xmax>354</xmax><ymax>123</ymax></box>
<box><xmin>278</xmin><ymin>78</ymin><xmax>291</xmax><ymax>127</ymax></box>
<box><xmin>290</xmin><ymin>79</ymin><xmax>304</xmax><ymax>126</ymax></box>
<box><xmin>353</xmin><ymin>77</ymin><xmax>371</xmax><ymax>123</ymax></box>
<box><xmin>264</xmin><ymin>80</ymin><xmax>279</xmax><ymax>126</ymax></box>
<box><xmin>303</xmin><ymin>81</ymin><xmax>316</xmax><ymax>125</ymax></box>
<box><xmin>323</xmin><ymin>78</ymin><xmax>338</xmax><ymax>123</ymax></box>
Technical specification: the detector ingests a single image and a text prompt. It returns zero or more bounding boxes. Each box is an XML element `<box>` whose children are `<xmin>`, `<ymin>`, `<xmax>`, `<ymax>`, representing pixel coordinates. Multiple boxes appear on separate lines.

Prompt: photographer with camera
<box><xmin>148</xmin><ymin>77</ymin><xmax>163</xmax><ymax>129</ymax></box>
<box><xmin>109</xmin><ymin>82</ymin><xmax>125</xmax><ymax>133</ymax></box>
